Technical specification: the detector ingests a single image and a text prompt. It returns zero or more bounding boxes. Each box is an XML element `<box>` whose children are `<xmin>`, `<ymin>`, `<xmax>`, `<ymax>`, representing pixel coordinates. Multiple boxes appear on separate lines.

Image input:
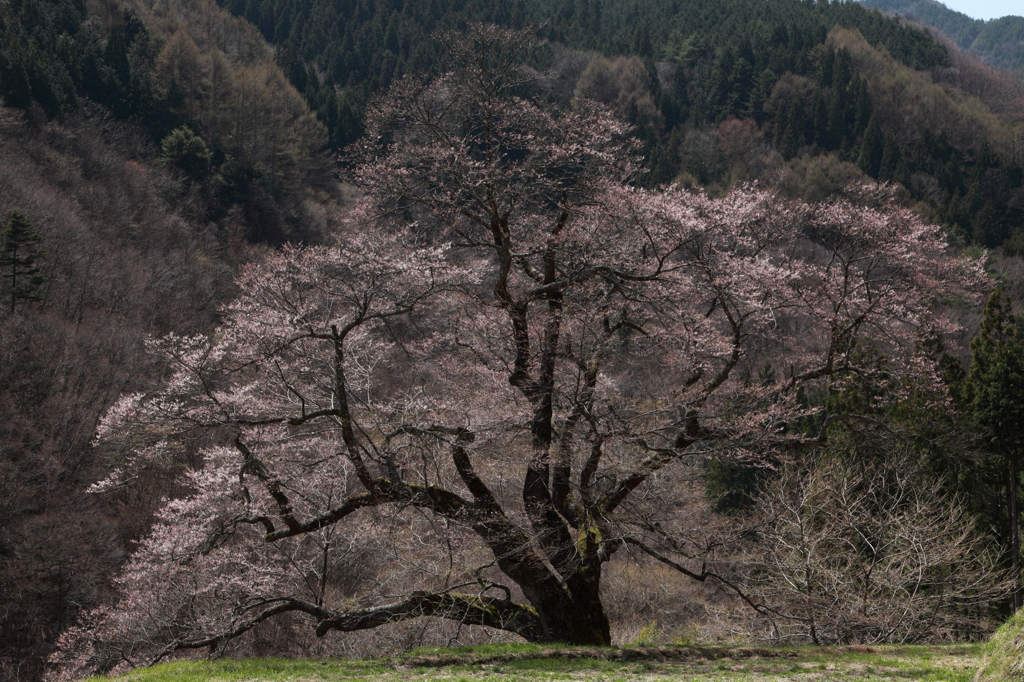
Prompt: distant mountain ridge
<box><xmin>859</xmin><ymin>0</ymin><xmax>1024</xmax><ymax>69</ymax></box>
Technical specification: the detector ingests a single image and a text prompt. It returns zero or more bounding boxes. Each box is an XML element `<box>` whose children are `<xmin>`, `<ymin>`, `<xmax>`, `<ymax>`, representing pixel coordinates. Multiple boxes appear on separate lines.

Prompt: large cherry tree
<box><xmin>52</xmin><ymin>24</ymin><xmax>983</xmax><ymax>674</ymax></box>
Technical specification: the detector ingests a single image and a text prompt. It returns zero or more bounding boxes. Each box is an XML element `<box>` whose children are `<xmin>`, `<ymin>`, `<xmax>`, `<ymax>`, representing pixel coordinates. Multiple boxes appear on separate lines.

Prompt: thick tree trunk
<box><xmin>522</xmin><ymin>570</ymin><xmax>611</xmax><ymax>645</ymax></box>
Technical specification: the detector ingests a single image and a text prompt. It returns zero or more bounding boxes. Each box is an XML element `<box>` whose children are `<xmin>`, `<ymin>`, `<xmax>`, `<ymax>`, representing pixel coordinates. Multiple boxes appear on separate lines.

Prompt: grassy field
<box><xmin>95</xmin><ymin>642</ymin><xmax>984</xmax><ymax>682</ymax></box>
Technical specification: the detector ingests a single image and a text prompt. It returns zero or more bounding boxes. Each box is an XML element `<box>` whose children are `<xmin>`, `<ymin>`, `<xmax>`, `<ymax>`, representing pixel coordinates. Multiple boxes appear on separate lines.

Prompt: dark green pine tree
<box><xmin>811</xmin><ymin>89</ymin><xmax>829</xmax><ymax>149</ymax></box>
<box><xmin>878</xmin><ymin>135</ymin><xmax>900</xmax><ymax>181</ymax></box>
<box><xmin>852</xmin><ymin>78</ymin><xmax>871</xmax><ymax>135</ymax></box>
<box><xmin>972</xmin><ymin>201</ymin><xmax>1000</xmax><ymax>248</ymax></box>
<box><xmin>776</xmin><ymin>98</ymin><xmax>806</xmax><ymax>160</ymax></box>
<box><xmin>818</xmin><ymin>46</ymin><xmax>835</xmax><ymax>87</ymax></box>
<box><xmin>963</xmin><ymin>288</ymin><xmax>1024</xmax><ymax>612</ymax></box>
<box><xmin>0</xmin><ymin>41</ymin><xmax>33</xmax><ymax>111</ymax></box>
<box><xmin>160</xmin><ymin>126</ymin><xmax>213</xmax><ymax>179</ymax></box>
<box><xmin>631</xmin><ymin>24</ymin><xmax>653</xmax><ymax>60</ymax></box>
<box><xmin>833</xmin><ymin>48</ymin><xmax>852</xmax><ymax>92</ymax></box>
<box><xmin>826</xmin><ymin>86</ymin><xmax>847</xmax><ymax>150</ymax></box>
<box><xmin>0</xmin><ymin>209</ymin><xmax>47</xmax><ymax>314</ymax></box>
<box><xmin>857</xmin><ymin>114</ymin><xmax>884</xmax><ymax>177</ymax></box>
<box><xmin>104</xmin><ymin>21</ymin><xmax>131</xmax><ymax>87</ymax></box>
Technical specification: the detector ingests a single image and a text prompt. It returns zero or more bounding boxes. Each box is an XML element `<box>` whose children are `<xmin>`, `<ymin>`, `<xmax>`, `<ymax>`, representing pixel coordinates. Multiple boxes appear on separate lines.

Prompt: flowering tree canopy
<box><xmin>52</xmin><ymin>24</ymin><xmax>984</xmax><ymax>675</ymax></box>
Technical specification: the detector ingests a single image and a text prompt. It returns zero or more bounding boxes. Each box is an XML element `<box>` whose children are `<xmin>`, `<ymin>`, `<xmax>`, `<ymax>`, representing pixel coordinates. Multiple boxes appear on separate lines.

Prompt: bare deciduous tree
<box><xmin>736</xmin><ymin>452</ymin><xmax>1009</xmax><ymax>645</ymax></box>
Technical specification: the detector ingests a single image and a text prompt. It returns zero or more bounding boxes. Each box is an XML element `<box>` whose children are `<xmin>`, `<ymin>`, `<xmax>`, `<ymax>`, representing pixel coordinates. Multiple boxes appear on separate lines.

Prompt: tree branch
<box><xmin>314</xmin><ymin>590</ymin><xmax>543</xmax><ymax>641</ymax></box>
<box><xmin>622</xmin><ymin>537</ymin><xmax>777</xmax><ymax>619</ymax></box>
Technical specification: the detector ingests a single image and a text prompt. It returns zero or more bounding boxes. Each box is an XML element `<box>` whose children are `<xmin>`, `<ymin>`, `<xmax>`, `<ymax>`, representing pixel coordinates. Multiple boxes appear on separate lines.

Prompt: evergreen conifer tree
<box><xmin>964</xmin><ymin>288</ymin><xmax>1024</xmax><ymax>611</ymax></box>
<box><xmin>160</xmin><ymin>126</ymin><xmax>213</xmax><ymax>179</ymax></box>
<box><xmin>857</xmin><ymin>114</ymin><xmax>884</xmax><ymax>177</ymax></box>
<box><xmin>878</xmin><ymin>135</ymin><xmax>900</xmax><ymax>181</ymax></box>
<box><xmin>0</xmin><ymin>209</ymin><xmax>47</xmax><ymax>314</ymax></box>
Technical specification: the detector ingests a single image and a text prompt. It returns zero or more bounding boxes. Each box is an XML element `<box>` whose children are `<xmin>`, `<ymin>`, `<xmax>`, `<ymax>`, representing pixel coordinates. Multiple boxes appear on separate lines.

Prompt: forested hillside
<box><xmin>859</xmin><ymin>0</ymin><xmax>1024</xmax><ymax>70</ymax></box>
<box><xmin>226</xmin><ymin>0</ymin><xmax>947</xmax><ymax>143</ymax></box>
<box><xmin>4</xmin><ymin>0</ymin><xmax>1024</xmax><ymax>680</ymax></box>
<box><xmin>0</xmin><ymin>0</ymin><xmax>334</xmax><ymax>244</ymax></box>
<box><xmin>0</xmin><ymin>0</ymin><xmax>339</xmax><ymax>677</ymax></box>
<box><xmin>216</xmin><ymin>0</ymin><xmax>1024</xmax><ymax>250</ymax></box>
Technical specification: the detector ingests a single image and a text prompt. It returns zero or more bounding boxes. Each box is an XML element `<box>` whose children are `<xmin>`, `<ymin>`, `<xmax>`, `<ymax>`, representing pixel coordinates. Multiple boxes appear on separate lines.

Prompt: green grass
<box><xmin>92</xmin><ymin>658</ymin><xmax>390</xmax><ymax>682</ymax></box>
<box><xmin>499</xmin><ymin>657</ymin><xmax>623</xmax><ymax>672</ymax></box>
<box><xmin>975</xmin><ymin>610</ymin><xmax>1024</xmax><ymax>682</ymax></box>
<box><xmin>407</xmin><ymin>643</ymin><xmax>555</xmax><ymax>657</ymax></box>
<box><xmin>89</xmin><ymin>643</ymin><xmax>985</xmax><ymax>682</ymax></box>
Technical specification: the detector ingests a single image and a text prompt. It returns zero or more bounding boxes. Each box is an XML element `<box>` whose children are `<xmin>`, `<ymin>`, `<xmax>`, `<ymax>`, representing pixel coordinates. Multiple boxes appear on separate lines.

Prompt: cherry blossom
<box><xmin>50</xmin><ymin>25</ymin><xmax>985</xmax><ymax>676</ymax></box>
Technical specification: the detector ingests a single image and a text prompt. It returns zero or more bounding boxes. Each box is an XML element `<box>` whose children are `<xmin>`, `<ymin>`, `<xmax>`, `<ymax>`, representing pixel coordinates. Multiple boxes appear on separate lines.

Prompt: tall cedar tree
<box><xmin>963</xmin><ymin>288</ymin><xmax>1024</xmax><ymax>611</ymax></box>
<box><xmin>0</xmin><ymin>209</ymin><xmax>46</xmax><ymax>314</ymax></box>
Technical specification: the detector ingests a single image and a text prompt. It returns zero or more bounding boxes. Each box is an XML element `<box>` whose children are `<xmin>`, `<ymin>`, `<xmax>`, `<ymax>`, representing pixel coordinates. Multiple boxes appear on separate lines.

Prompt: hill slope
<box><xmin>218</xmin><ymin>0</ymin><xmax>1024</xmax><ymax>248</ymax></box>
<box><xmin>859</xmin><ymin>0</ymin><xmax>1024</xmax><ymax>70</ymax></box>
<box><xmin>0</xmin><ymin>0</ymin><xmax>340</xmax><ymax>678</ymax></box>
